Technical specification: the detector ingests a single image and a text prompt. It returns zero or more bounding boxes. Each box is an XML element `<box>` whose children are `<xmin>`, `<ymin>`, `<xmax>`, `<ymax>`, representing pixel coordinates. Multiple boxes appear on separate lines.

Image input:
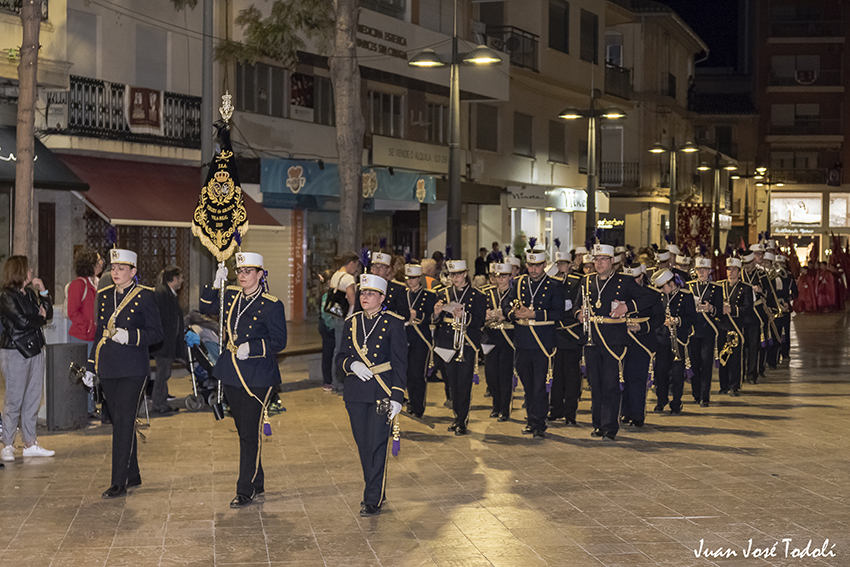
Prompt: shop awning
<box><xmin>58</xmin><ymin>154</ymin><xmax>280</xmax><ymax>228</ymax></box>
<box><xmin>0</xmin><ymin>126</ymin><xmax>89</xmax><ymax>191</ymax></box>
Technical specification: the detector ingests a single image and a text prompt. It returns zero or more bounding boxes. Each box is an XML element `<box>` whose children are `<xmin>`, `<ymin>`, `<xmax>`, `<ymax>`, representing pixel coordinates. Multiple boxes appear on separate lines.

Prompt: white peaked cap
<box><xmin>110</xmin><ymin>248</ymin><xmax>137</xmax><ymax>267</ymax></box>
<box><xmin>360</xmin><ymin>274</ymin><xmax>387</xmax><ymax>295</ymax></box>
<box><xmin>371</xmin><ymin>252</ymin><xmax>392</xmax><ymax>266</ymax></box>
<box><xmin>404</xmin><ymin>264</ymin><xmax>422</xmax><ymax>277</ymax></box>
<box><xmin>446</xmin><ymin>260</ymin><xmax>468</xmax><ymax>273</ymax></box>
<box><xmin>236</xmin><ymin>252</ymin><xmax>263</xmax><ymax>269</ymax></box>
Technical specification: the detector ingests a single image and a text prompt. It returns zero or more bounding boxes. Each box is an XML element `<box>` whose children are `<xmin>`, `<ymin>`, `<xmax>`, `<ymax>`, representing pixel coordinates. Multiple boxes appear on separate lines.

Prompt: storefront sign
<box><xmin>508</xmin><ymin>186</ymin><xmax>547</xmax><ymax>209</ymax></box>
<box><xmin>770</xmin><ymin>193</ymin><xmax>822</xmax><ymax>228</ymax></box>
<box><xmin>773</xmin><ymin>227</ymin><xmax>816</xmax><ymax>235</ymax></box>
<box><xmin>358</xmin><ymin>23</ymin><xmax>408</xmax><ymax>60</ymax></box>
<box><xmin>290</xmin><ymin>209</ymin><xmax>305</xmax><ymax>320</ymax></box>
<box><xmin>597</xmin><ymin>217</ymin><xmax>624</xmax><ymax>229</ymax></box>
<box><xmin>372</xmin><ymin>136</ymin><xmax>449</xmax><ymax>174</ymax></box>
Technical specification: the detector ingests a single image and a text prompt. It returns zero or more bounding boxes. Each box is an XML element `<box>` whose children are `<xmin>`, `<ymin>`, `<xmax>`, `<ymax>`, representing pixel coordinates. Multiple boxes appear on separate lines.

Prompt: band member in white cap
<box><xmin>551</xmin><ymin>252</ymin><xmax>584</xmax><ymax>425</ymax></box>
<box><xmin>687</xmin><ymin>257</ymin><xmax>723</xmax><ymax>407</ymax></box>
<box><xmin>403</xmin><ymin>264</ymin><xmax>436</xmax><ymax>417</ymax></box>
<box><xmin>575</xmin><ymin>244</ymin><xmax>658</xmax><ymax>440</ymax></box>
<box><xmin>202</xmin><ymin>252</ymin><xmax>288</xmax><ymax>508</ymax></box>
<box><xmin>337</xmin><ymin>274</ymin><xmax>407</xmax><ymax>516</ymax></box>
<box><xmin>741</xmin><ymin>251</ymin><xmax>774</xmax><ymax>383</ymax></box>
<box><xmin>85</xmin><ymin>249</ymin><xmax>162</xmax><ymax>499</ymax></box>
<box><xmin>772</xmin><ymin>254</ymin><xmax>796</xmax><ymax>364</ymax></box>
<box><xmin>356</xmin><ymin>251</ymin><xmax>410</xmax><ymax>320</ymax></box>
<box><xmin>650</xmin><ymin>268</ymin><xmax>696</xmax><ymax>415</ymax></box>
<box><xmin>482</xmin><ymin>262</ymin><xmax>516</xmax><ymax>421</ymax></box>
<box><xmin>433</xmin><ymin>260</ymin><xmax>486</xmax><ymax>435</ymax></box>
<box><xmin>718</xmin><ymin>258</ymin><xmax>753</xmax><ymax>396</ymax></box>
<box><xmin>505</xmin><ymin>247</ymin><xmax>564</xmax><ymax>439</ymax></box>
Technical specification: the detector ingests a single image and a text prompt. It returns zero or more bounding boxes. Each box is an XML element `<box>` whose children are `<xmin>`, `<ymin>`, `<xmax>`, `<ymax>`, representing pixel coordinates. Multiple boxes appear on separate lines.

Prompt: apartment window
<box><xmin>361</xmin><ymin>0</ymin><xmax>406</xmax><ymax>21</ymax></box>
<box><xmin>67</xmin><ymin>10</ymin><xmax>97</xmax><ymax>79</ymax></box>
<box><xmin>771</xmin><ymin>55</ymin><xmax>820</xmax><ymax>84</ymax></box>
<box><xmin>425</xmin><ymin>102</ymin><xmax>448</xmax><ymax>145</ymax></box>
<box><xmin>666</xmin><ymin>73</ymin><xmax>677</xmax><ymax>98</ymax></box>
<box><xmin>477</xmin><ymin>104</ymin><xmax>498</xmax><ymax>152</ymax></box>
<box><xmin>548</xmin><ymin>0</ymin><xmax>570</xmax><ymax>54</ymax></box>
<box><xmin>314</xmin><ymin>76</ymin><xmax>335</xmax><ymax>126</ymax></box>
<box><xmin>368</xmin><ymin>90</ymin><xmax>403</xmax><ymax>138</ymax></box>
<box><xmin>236</xmin><ymin>63</ymin><xmax>286</xmax><ymax>118</ymax></box>
<box><xmin>578</xmin><ymin>139</ymin><xmax>588</xmax><ymax>173</ymax></box>
<box><xmin>514</xmin><ymin>113</ymin><xmax>533</xmax><ymax>157</ymax></box>
<box><xmin>579</xmin><ymin>9</ymin><xmax>598</xmax><ymax>64</ymax></box>
<box><xmin>771</xmin><ymin>103</ymin><xmax>820</xmax><ymax>126</ymax></box>
<box><xmin>136</xmin><ymin>24</ymin><xmax>168</xmax><ymax>91</ymax></box>
<box><xmin>605</xmin><ymin>32</ymin><xmax>623</xmax><ymax>66</ymax></box>
<box><xmin>549</xmin><ymin>120</ymin><xmax>567</xmax><ymax>163</ymax></box>
<box><xmin>420</xmin><ymin>0</ymin><xmax>453</xmax><ymax>34</ymax></box>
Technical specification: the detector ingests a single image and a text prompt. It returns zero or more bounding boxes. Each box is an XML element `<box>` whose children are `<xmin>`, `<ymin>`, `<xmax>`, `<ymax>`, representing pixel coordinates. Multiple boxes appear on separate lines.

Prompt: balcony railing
<box><xmin>605</xmin><ymin>62</ymin><xmax>632</xmax><ymax>100</ymax></box>
<box><xmin>600</xmin><ymin>161</ymin><xmax>640</xmax><ymax>187</ymax></box>
<box><xmin>768</xmin><ymin>69</ymin><xmax>842</xmax><ymax>87</ymax></box>
<box><xmin>770</xmin><ymin>20</ymin><xmax>843</xmax><ymax>37</ymax></box>
<box><xmin>767</xmin><ymin>119</ymin><xmax>842</xmax><ymax>136</ymax></box>
<box><xmin>48</xmin><ymin>75</ymin><xmax>201</xmax><ymax>149</ymax></box>
<box><xmin>0</xmin><ymin>0</ymin><xmax>48</xmax><ymax>19</ymax></box>
<box><xmin>771</xmin><ymin>168</ymin><xmax>829</xmax><ymax>184</ymax></box>
<box><xmin>485</xmin><ymin>26</ymin><xmax>538</xmax><ymax>72</ymax></box>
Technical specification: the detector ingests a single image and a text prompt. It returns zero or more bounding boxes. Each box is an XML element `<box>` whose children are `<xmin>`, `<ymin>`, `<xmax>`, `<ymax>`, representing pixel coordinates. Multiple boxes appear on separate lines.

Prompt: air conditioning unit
<box><xmin>486</xmin><ymin>35</ymin><xmax>505</xmax><ymax>52</ymax></box>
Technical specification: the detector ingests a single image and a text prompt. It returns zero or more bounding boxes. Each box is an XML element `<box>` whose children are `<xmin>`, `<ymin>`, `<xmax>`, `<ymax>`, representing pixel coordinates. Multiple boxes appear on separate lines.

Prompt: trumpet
<box><xmin>719</xmin><ymin>331</ymin><xmax>739</xmax><ymax>366</ymax></box>
<box><xmin>583</xmin><ymin>282</ymin><xmax>594</xmax><ymax>346</ymax></box>
<box><xmin>666</xmin><ymin>303</ymin><xmax>681</xmax><ymax>361</ymax></box>
<box><xmin>451</xmin><ymin>310</ymin><xmax>469</xmax><ymax>362</ymax></box>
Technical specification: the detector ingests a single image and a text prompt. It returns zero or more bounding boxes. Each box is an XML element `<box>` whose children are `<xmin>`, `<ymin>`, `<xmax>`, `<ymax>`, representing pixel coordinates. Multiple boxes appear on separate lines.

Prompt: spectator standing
<box><xmin>318</xmin><ymin>269</ymin><xmax>336</xmax><ymax>392</ymax></box>
<box><xmin>151</xmin><ymin>265</ymin><xmax>185</xmax><ymax>414</ymax></box>
<box><xmin>329</xmin><ymin>253</ymin><xmax>360</xmax><ymax>392</ymax></box>
<box><xmin>474</xmin><ymin>248</ymin><xmax>489</xmax><ymax>277</ymax></box>
<box><xmin>67</xmin><ymin>249</ymin><xmax>104</xmax><ymax>417</ymax></box>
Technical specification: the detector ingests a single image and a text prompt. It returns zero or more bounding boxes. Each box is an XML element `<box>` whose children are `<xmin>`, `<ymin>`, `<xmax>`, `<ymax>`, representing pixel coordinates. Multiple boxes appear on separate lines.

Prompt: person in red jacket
<box><xmin>67</xmin><ymin>249</ymin><xmax>104</xmax><ymax>417</ymax></box>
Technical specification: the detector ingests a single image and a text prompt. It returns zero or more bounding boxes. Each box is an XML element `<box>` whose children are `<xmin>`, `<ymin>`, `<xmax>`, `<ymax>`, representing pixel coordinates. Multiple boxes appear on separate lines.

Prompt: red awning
<box><xmin>58</xmin><ymin>154</ymin><xmax>280</xmax><ymax>227</ymax></box>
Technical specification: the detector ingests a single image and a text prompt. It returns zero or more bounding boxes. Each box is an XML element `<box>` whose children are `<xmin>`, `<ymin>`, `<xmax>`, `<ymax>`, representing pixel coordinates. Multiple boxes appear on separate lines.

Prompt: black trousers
<box><xmin>719</xmin><ymin>336</ymin><xmax>744</xmax><ymax>393</ymax></box>
<box><xmin>223</xmin><ymin>384</ymin><xmax>272</xmax><ymax>498</ymax></box>
<box><xmin>516</xmin><ymin>347</ymin><xmax>551</xmax><ymax>432</ymax></box>
<box><xmin>622</xmin><ymin>343</ymin><xmax>651</xmax><ymax>422</ymax></box>
<box><xmin>654</xmin><ymin>337</ymin><xmax>685</xmax><ymax>412</ymax></box>
<box><xmin>585</xmin><ymin>344</ymin><xmax>625</xmax><ymax>437</ymax></box>
<box><xmin>319</xmin><ymin>321</ymin><xmax>335</xmax><ymax>385</ymax></box>
<box><xmin>406</xmin><ymin>339</ymin><xmax>430</xmax><ymax>415</ymax></box>
<box><xmin>550</xmin><ymin>347</ymin><xmax>582</xmax><ymax>421</ymax></box>
<box><xmin>743</xmin><ymin>323</ymin><xmax>760</xmax><ymax>381</ymax></box>
<box><xmin>758</xmin><ymin>321</ymin><xmax>769</xmax><ymax>375</ymax></box>
<box><xmin>778</xmin><ymin>315</ymin><xmax>791</xmax><ymax>358</ymax></box>
<box><xmin>485</xmin><ymin>344</ymin><xmax>514</xmax><ymax>417</ymax></box>
<box><xmin>346</xmin><ymin>401</ymin><xmax>391</xmax><ymax>507</ymax></box>
<box><xmin>444</xmin><ymin>346</ymin><xmax>475</xmax><ymax>426</ymax></box>
<box><xmin>688</xmin><ymin>334</ymin><xmax>715</xmax><ymax>403</ymax></box>
<box><xmin>152</xmin><ymin>357</ymin><xmax>174</xmax><ymax>412</ymax></box>
<box><xmin>99</xmin><ymin>376</ymin><xmax>146</xmax><ymax>488</ymax></box>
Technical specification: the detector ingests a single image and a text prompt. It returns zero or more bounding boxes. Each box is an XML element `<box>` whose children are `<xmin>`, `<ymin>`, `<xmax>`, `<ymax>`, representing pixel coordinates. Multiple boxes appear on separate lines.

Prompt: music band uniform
<box><xmin>651</xmin><ymin>270</ymin><xmax>696</xmax><ymax>415</ymax></box>
<box><xmin>87</xmin><ymin>249</ymin><xmax>162</xmax><ymax>497</ymax></box>
<box><xmin>482</xmin><ymin>263</ymin><xmax>516</xmax><ymax>421</ymax></box>
<box><xmin>687</xmin><ymin>272</ymin><xmax>723</xmax><ymax>405</ymax></box>
<box><xmin>718</xmin><ymin>260</ymin><xmax>754</xmax><ymax>395</ymax></box>
<box><xmin>550</xmin><ymin>268</ymin><xmax>584</xmax><ymax>425</ymax></box>
<box><xmin>200</xmin><ymin>253</ymin><xmax>288</xmax><ymax>505</ymax></box>
<box><xmin>403</xmin><ymin>265</ymin><xmax>436</xmax><ymax>417</ymax></box>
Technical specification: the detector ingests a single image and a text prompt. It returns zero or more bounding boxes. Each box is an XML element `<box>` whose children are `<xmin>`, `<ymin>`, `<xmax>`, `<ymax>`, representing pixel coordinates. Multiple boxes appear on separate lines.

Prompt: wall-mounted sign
<box><xmin>719</xmin><ymin>214</ymin><xmax>732</xmax><ymax>230</ymax></box>
<box><xmin>597</xmin><ymin>217</ymin><xmax>625</xmax><ymax>229</ymax></box>
<box><xmin>772</xmin><ymin>227</ymin><xmax>816</xmax><ymax>235</ymax></box>
<box><xmin>372</xmin><ymin>136</ymin><xmax>449</xmax><ymax>174</ymax></box>
<box><xmin>771</xmin><ymin>193</ymin><xmax>822</xmax><ymax>228</ymax></box>
<box><xmin>357</xmin><ymin>23</ymin><xmax>408</xmax><ymax>61</ymax></box>
<box><xmin>508</xmin><ymin>185</ymin><xmax>547</xmax><ymax>209</ymax></box>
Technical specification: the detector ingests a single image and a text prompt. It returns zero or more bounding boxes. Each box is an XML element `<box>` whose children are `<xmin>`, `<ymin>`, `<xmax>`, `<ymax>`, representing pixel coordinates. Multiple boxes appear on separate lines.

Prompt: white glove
<box><xmin>350</xmin><ymin>361</ymin><xmax>373</xmax><ymax>382</ymax></box>
<box><xmin>111</xmin><ymin>328</ymin><xmax>129</xmax><ymax>345</ymax></box>
<box><xmin>388</xmin><ymin>400</ymin><xmax>402</xmax><ymax>420</ymax></box>
<box><xmin>213</xmin><ymin>265</ymin><xmax>229</xmax><ymax>289</ymax></box>
<box><xmin>83</xmin><ymin>371</ymin><xmax>95</xmax><ymax>388</ymax></box>
<box><xmin>236</xmin><ymin>342</ymin><xmax>250</xmax><ymax>360</ymax></box>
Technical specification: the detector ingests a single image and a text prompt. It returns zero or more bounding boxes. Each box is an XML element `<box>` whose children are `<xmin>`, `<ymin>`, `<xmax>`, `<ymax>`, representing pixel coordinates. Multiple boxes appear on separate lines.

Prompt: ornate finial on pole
<box><xmin>219</xmin><ymin>91</ymin><xmax>234</xmax><ymax>123</ymax></box>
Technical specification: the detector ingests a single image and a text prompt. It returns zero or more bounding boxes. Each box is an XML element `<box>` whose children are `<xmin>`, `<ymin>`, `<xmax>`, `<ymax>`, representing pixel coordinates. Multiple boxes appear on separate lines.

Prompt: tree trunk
<box><xmin>330</xmin><ymin>0</ymin><xmax>365</xmax><ymax>255</ymax></box>
<box><xmin>14</xmin><ymin>0</ymin><xmax>41</xmax><ymax>261</ymax></box>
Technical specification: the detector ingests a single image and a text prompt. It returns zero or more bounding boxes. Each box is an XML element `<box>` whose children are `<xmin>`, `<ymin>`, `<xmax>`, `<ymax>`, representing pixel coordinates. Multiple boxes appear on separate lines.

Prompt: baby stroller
<box><xmin>184</xmin><ymin>324</ymin><xmax>221</xmax><ymax>412</ymax></box>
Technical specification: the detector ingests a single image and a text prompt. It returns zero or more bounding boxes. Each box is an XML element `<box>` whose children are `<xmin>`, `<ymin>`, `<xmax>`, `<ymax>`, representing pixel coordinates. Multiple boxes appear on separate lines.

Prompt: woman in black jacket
<box><xmin>0</xmin><ymin>256</ymin><xmax>54</xmax><ymax>463</ymax></box>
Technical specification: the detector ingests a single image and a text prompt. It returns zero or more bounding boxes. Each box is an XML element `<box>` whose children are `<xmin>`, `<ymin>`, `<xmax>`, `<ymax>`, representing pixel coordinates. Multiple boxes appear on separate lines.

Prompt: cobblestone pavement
<box><xmin>0</xmin><ymin>312</ymin><xmax>847</xmax><ymax>566</ymax></box>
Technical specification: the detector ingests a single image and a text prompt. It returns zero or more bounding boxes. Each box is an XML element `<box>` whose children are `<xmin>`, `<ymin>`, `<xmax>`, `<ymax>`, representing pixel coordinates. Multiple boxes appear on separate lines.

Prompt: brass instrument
<box><xmin>666</xmin><ymin>301</ymin><xmax>681</xmax><ymax>361</ymax></box>
<box><xmin>718</xmin><ymin>331</ymin><xmax>739</xmax><ymax>366</ymax></box>
<box><xmin>451</xmin><ymin>310</ymin><xmax>469</xmax><ymax>362</ymax></box>
<box><xmin>582</xmin><ymin>281</ymin><xmax>594</xmax><ymax>346</ymax></box>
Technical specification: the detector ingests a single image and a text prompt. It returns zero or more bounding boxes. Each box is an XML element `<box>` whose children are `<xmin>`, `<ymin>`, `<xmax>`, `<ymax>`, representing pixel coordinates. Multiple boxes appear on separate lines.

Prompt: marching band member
<box><xmin>687</xmin><ymin>257</ymin><xmax>723</xmax><ymax>407</ymax></box>
<box><xmin>742</xmin><ymin>248</ymin><xmax>774</xmax><ymax>383</ymax></box>
<box><xmin>85</xmin><ymin>249</ymin><xmax>162</xmax><ymax>499</ymax></box>
<box><xmin>774</xmin><ymin>255</ymin><xmax>797</xmax><ymax>363</ymax></box>
<box><xmin>550</xmin><ymin>251</ymin><xmax>583</xmax><ymax>425</ymax></box>
<box><xmin>718</xmin><ymin>258</ymin><xmax>753</xmax><ymax>396</ymax></box>
<box><xmin>482</xmin><ymin>262</ymin><xmax>516</xmax><ymax>421</ymax></box>
<box><xmin>621</xmin><ymin>263</ymin><xmax>662</xmax><ymax>427</ymax></box>
<box><xmin>355</xmin><ymin>251</ymin><xmax>410</xmax><ymax>321</ymax></box>
<box><xmin>650</xmin><ymin>269</ymin><xmax>696</xmax><ymax>415</ymax></box>
<box><xmin>201</xmin><ymin>252</ymin><xmax>288</xmax><ymax>508</ymax></box>
<box><xmin>433</xmin><ymin>260</ymin><xmax>486</xmax><ymax>436</ymax></box>
<box><xmin>403</xmin><ymin>264</ymin><xmax>436</xmax><ymax>417</ymax></box>
<box><xmin>576</xmin><ymin>244</ymin><xmax>658</xmax><ymax>440</ymax></box>
<box><xmin>337</xmin><ymin>274</ymin><xmax>407</xmax><ymax>516</ymax></box>
<box><xmin>505</xmin><ymin>247</ymin><xmax>564</xmax><ymax>439</ymax></box>
<box><xmin>761</xmin><ymin>250</ymin><xmax>785</xmax><ymax>370</ymax></box>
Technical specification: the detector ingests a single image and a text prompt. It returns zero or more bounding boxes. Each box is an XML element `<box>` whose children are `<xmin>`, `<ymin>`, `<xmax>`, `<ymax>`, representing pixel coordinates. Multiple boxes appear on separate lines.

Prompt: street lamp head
<box><xmin>776</xmin><ymin>182</ymin><xmax>784</xmax><ymax>187</ymax></box>
<box><xmin>679</xmin><ymin>141</ymin><xmax>699</xmax><ymax>153</ymax></box>
<box><xmin>731</xmin><ymin>174</ymin><xmax>741</xmax><ymax>179</ymax></box>
<box><xmin>600</xmin><ymin>109</ymin><xmax>626</xmax><ymax>119</ymax></box>
<box><xmin>558</xmin><ymin>107</ymin><xmax>583</xmax><ymax>120</ymax></box>
<box><xmin>723</xmin><ymin>163</ymin><xmax>738</xmax><ymax>171</ymax></box>
<box><xmin>756</xmin><ymin>182</ymin><xmax>764</xmax><ymax>186</ymax></box>
<box><xmin>462</xmin><ymin>45</ymin><xmax>502</xmax><ymax>65</ymax></box>
<box><xmin>648</xmin><ymin>142</ymin><xmax>667</xmax><ymax>154</ymax></box>
<box><xmin>754</xmin><ymin>174</ymin><xmax>764</xmax><ymax>180</ymax></box>
<box><xmin>756</xmin><ymin>166</ymin><xmax>767</xmax><ymax>174</ymax></box>
<box><xmin>697</xmin><ymin>161</ymin><xmax>711</xmax><ymax>171</ymax></box>
<box><xmin>408</xmin><ymin>49</ymin><xmax>446</xmax><ymax>68</ymax></box>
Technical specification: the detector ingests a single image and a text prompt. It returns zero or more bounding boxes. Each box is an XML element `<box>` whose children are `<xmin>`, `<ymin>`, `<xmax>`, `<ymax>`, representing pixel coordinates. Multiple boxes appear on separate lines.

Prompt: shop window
<box><xmin>513</xmin><ymin>112</ymin><xmax>533</xmax><ymax>157</ymax></box>
<box><xmin>368</xmin><ymin>90</ymin><xmax>404</xmax><ymax>138</ymax></box>
<box><xmin>425</xmin><ymin>102</ymin><xmax>448</xmax><ymax>145</ymax></box>
<box><xmin>549</xmin><ymin>120</ymin><xmax>567</xmax><ymax>163</ymax></box>
<box><xmin>829</xmin><ymin>193</ymin><xmax>850</xmax><ymax>227</ymax></box>
<box><xmin>579</xmin><ymin>9</ymin><xmax>598</xmax><ymax>64</ymax></box>
<box><xmin>770</xmin><ymin>192</ymin><xmax>822</xmax><ymax>229</ymax></box>
<box><xmin>477</xmin><ymin>104</ymin><xmax>498</xmax><ymax>152</ymax></box>
<box><xmin>548</xmin><ymin>0</ymin><xmax>569</xmax><ymax>54</ymax></box>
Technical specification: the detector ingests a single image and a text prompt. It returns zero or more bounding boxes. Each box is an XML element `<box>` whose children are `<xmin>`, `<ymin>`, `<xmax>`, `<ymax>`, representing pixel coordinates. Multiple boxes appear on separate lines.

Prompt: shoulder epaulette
<box><xmin>139</xmin><ymin>285</ymin><xmax>155</xmax><ymax>292</ymax></box>
<box><xmin>262</xmin><ymin>292</ymin><xmax>279</xmax><ymax>302</ymax></box>
<box><xmin>424</xmin><ymin>288</ymin><xmax>437</xmax><ymax>295</ymax></box>
<box><xmin>551</xmin><ymin>274</ymin><xmax>565</xmax><ymax>282</ymax></box>
<box><xmin>345</xmin><ymin>311</ymin><xmax>361</xmax><ymax>322</ymax></box>
<box><xmin>385</xmin><ymin>310</ymin><xmax>405</xmax><ymax>320</ymax></box>
<box><xmin>391</xmin><ymin>279</ymin><xmax>405</xmax><ymax>286</ymax></box>
<box><xmin>226</xmin><ymin>285</ymin><xmax>241</xmax><ymax>291</ymax></box>
<box><xmin>98</xmin><ymin>284</ymin><xmax>115</xmax><ymax>293</ymax></box>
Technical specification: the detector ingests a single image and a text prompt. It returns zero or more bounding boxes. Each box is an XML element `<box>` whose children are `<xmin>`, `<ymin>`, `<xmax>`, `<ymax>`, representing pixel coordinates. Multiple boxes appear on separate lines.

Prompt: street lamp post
<box><xmin>697</xmin><ymin>152</ymin><xmax>737</xmax><ymax>253</ymax></box>
<box><xmin>559</xmin><ymin>92</ymin><xmax>626</xmax><ymax>242</ymax></box>
<box><xmin>408</xmin><ymin>2</ymin><xmax>501</xmax><ymax>260</ymax></box>
<box><xmin>648</xmin><ymin>140</ymin><xmax>698</xmax><ymax>243</ymax></box>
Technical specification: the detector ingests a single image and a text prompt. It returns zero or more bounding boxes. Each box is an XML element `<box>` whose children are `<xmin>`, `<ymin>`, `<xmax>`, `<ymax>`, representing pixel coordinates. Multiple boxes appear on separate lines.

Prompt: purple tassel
<box><xmin>427</xmin><ymin>366</ymin><xmax>435</xmax><ymax>377</ymax></box>
<box><xmin>546</xmin><ymin>379</ymin><xmax>552</xmax><ymax>393</ymax></box>
<box><xmin>619</xmin><ymin>380</ymin><xmax>625</xmax><ymax>392</ymax></box>
<box><xmin>392</xmin><ymin>437</ymin><xmax>400</xmax><ymax>456</ymax></box>
<box><xmin>512</xmin><ymin>372</ymin><xmax>518</xmax><ymax>389</ymax></box>
<box><xmin>685</xmin><ymin>367</ymin><xmax>694</xmax><ymax>383</ymax></box>
<box><xmin>646</xmin><ymin>374</ymin><xmax>653</xmax><ymax>389</ymax></box>
<box><xmin>263</xmin><ymin>422</ymin><xmax>271</xmax><ymax>436</ymax></box>
<box><xmin>714</xmin><ymin>358</ymin><xmax>720</xmax><ymax>369</ymax></box>
<box><xmin>473</xmin><ymin>373</ymin><xmax>479</xmax><ymax>385</ymax></box>
<box><xmin>580</xmin><ymin>364</ymin><xmax>587</xmax><ymax>375</ymax></box>
<box><xmin>760</xmin><ymin>339</ymin><xmax>766</xmax><ymax>348</ymax></box>
<box><xmin>768</xmin><ymin>338</ymin><xmax>773</xmax><ymax>346</ymax></box>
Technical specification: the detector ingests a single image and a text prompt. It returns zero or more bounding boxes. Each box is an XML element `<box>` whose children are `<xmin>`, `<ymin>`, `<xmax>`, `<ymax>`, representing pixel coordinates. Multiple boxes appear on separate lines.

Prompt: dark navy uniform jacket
<box><xmin>200</xmin><ymin>285</ymin><xmax>287</xmax><ymax>388</ymax></box>
<box><xmin>687</xmin><ymin>280</ymin><xmax>723</xmax><ymax>338</ymax></box>
<box><xmin>404</xmin><ymin>286</ymin><xmax>436</xmax><ymax>347</ymax></box>
<box><xmin>337</xmin><ymin>309</ymin><xmax>408</xmax><ymax>404</ymax></box>
<box><xmin>355</xmin><ymin>279</ymin><xmax>410</xmax><ymax>321</ymax></box>
<box><xmin>504</xmin><ymin>274</ymin><xmax>565</xmax><ymax>351</ymax></box>
<box><xmin>574</xmin><ymin>273</ymin><xmax>659</xmax><ymax>347</ymax></box>
<box><xmin>482</xmin><ymin>285</ymin><xmax>515</xmax><ymax>349</ymax></box>
<box><xmin>627</xmin><ymin>287</ymin><xmax>664</xmax><ymax>353</ymax></box>
<box><xmin>554</xmin><ymin>273</ymin><xmax>583</xmax><ymax>350</ymax></box>
<box><xmin>658</xmin><ymin>288</ymin><xmax>697</xmax><ymax>344</ymax></box>
<box><xmin>772</xmin><ymin>267</ymin><xmax>796</xmax><ymax>315</ymax></box>
<box><xmin>717</xmin><ymin>279</ymin><xmax>754</xmax><ymax>335</ymax></box>
<box><xmin>433</xmin><ymin>284</ymin><xmax>487</xmax><ymax>350</ymax></box>
<box><xmin>87</xmin><ymin>283</ymin><xmax>163</xmax><ymax>379</ymax></box>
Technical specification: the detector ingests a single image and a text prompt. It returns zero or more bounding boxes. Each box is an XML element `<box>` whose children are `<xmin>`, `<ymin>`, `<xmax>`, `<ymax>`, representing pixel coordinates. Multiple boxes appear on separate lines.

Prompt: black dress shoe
<box><xmin>443</xmin><ymin>399</ymin><xmax>452</xmax><ymax>408</ymax></box>
<box><xmin>565</xmin><ymin>417</ymin><xmax>576</xmax><ymax>425</ymax></box>
<box><xmin>154</xmin><ymin>406</ymin><xmax>179</xmax><ymax>415</ymax></box>
<box><xmin>102</xmin><ymin>485</ymin><xmax>127</xmax><ymax>499</ymax></box>
<box><xmin>360</xmin><ymin>503</ymin><xmax>381</xmax><ymax>517</ymax></box>
<box><xmin>590</xmin><ymin>429</ymin><xmax>604</xmax><ymax>438</ymax></box>
<box><xmin>602</xmin><ymin>433</ymin><xmax>617</xmax><ymax>441</ymax></box>
<box><xmin>447</xmin><ymin>422</ymin><xmax>458</xmax><ymax>432</ymax></box>
<box><xmin>454</xmin><ymin>426</ymin><xmax>467</xmax><ymax>436</ymax></box>
<box><xmin>631</xmin><ymin>420</ymin><xmax>644</xmax><ymax>427</ymax></box>
<box><xmin>489</xmin><ymin>410</ymin><xmax>499</xmax><ymax>418</ymax></box>
<box><xmin>652</xmin><ymin>406</ymin><xmax>665</xmax><ymax>414</ymax></box>
<box><xmin>127</xmin><ymin>476</ymin><xmax>142</xmax><ymax>488</ymax></box>
<box><xmin>670</xmin><ymin>407</ymin><xmax>682</xmax><ymax>415</ymax></box>
<box><xmin>730</xmin><ymin>389</ymin><xmax>740</xmax><ymax>397</ymax></box>
<box><xmin>498</xmin><ymin>414</ymin><xmax>510</xmax><ymax>422</ymax></box>
<box><xmin>719</xmin><ymin>389</ymin><xmax>728</xmax><ymax>395</ymax></box>
<box><xmin>521</xmin><ymin>425</ymin><xmax>533</xmax><ymax>434</ymax></box>
<box><xmin>700</xmin><ymin>401</ymin><xmax>709</xmax><ymax>408</ymax></box>
<box><xmin>532</xmin><ymin>430</ymin><xmax>545</xmax><ymax>439</ymax></box>
<box><xmin>620</xmin><ymin>415</ymin><xmax>631</xmax><ymax>424</ymax></box>
<box><xmin>230</xmin><ymin>494</ymin><xmax>253</xmax><ymax>508</ymax></box>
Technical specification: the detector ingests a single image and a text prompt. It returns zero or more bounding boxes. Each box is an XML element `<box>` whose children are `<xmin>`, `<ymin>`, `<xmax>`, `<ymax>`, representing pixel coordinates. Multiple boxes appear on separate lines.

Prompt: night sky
<box><xmin>655</xmin><ymin>0</ymin><xmax>741</xmax><ymax>69</ymax></box>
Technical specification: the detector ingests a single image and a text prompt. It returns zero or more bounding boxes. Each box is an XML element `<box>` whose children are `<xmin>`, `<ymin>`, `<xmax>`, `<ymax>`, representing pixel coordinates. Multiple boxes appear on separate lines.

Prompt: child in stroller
<box><xmin>183</xmin><ymin>311</ymin><xmax>222</xmax><ymax>411</ymax></box>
